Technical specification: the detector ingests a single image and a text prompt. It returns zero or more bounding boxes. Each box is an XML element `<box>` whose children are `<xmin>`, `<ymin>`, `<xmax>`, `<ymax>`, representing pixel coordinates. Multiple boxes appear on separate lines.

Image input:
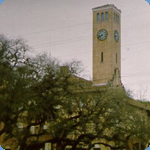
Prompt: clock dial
<box><xmin>97</xmin><ymin>29</ymin><xmax>108</xmax><ymax>41</ymax></box>
<box><xmin>114</xmin><ymin>30</ymin><xmax>119</xmax><ymax>42</ymax></box>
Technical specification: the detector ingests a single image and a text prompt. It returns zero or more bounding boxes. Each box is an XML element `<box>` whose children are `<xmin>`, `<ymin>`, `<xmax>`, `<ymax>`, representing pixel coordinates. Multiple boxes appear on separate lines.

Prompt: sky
<box><xmin>0</xmin><ymin>145</ymin><xmax>4</xmax><ymax>150</ymax></box>
<box><xmin>146</xmin><ymin>145</ymin><xmax>150</xmax><ymax>150</ymax></box>
<box><xmin>0</xmin><ymin>0</ymin><xmax>150</xmax><ymax>100</ymax></box>
<box><xmin>0</xmin><ymin>1</ymin><xmax>5</xmax><ymax>5</ymax></box>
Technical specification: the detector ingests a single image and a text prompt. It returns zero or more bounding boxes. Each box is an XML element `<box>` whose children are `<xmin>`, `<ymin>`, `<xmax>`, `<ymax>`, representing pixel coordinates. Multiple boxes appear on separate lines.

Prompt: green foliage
<box><xmin>0</xmin><ymin>35</ymin><xmax>149</xmax><ymax>150</ymax></box>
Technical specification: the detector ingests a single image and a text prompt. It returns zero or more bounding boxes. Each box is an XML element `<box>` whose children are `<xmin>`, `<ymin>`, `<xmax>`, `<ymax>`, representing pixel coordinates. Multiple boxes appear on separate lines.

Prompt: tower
<box><xmin>92</xmin><ymin>4</ymin><xmax>122</xmax><ymax>86</ymax></box>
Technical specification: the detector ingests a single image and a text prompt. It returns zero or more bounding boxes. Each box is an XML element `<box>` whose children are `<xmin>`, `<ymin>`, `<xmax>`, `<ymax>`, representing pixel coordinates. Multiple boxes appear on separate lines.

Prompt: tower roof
<box><xmin>92</xmin><ymin>4</ymin><xmax>121</xmax><ymax>13</ymax></box>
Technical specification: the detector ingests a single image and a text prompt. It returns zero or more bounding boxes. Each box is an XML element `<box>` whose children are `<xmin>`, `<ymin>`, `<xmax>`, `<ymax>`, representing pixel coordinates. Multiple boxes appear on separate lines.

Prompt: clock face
<box><xmin>114</xmin><ymin>30</ymin><xmax>119</xmax><ymax>42</ymax></box>
<box><xmin>97</xmin><ymin>29</ymin><xmax>108</xmax><ymax>41</ymax></box>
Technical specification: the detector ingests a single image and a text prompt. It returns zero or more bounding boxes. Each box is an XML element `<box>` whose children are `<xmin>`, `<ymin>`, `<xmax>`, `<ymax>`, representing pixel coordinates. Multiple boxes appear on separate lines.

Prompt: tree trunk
<box><xmin>71</xmin><ymin>142</ymin><xmax>78</xmax><ymax>150</ymax></box>
<box><xmin>56</xmin><ymin>142</ymin><xmax>64</xmax><ymax>150</ymax></box>
<box><xmin>19</xmin><ymin>134</ymin><xmax>29</xmax><ymax>150</ymax></box>
<box><xmin>20</xmin><ymin>142</ymin><xmax>27</xmax><ymax>150</ymax></box>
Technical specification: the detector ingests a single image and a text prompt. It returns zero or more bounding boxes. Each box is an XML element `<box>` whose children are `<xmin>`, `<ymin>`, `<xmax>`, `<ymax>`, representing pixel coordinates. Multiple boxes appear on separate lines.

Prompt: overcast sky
<box><xmin>0</xmin><ymin>0</ymin><xmax>150</xmax><ymax>100</ymax></box>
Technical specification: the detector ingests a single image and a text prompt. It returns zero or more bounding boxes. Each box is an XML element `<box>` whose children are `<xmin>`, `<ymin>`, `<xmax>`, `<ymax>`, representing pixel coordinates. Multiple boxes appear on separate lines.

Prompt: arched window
<box><xmin>118</xmin><ymin>15</ymin><xmax>120</xmax><ymax>24</ymax></box>
<box><xmin>116</xmin><ymin>14</ymin><xmax>118</xmax><ymax>22</ymax></box>
<box><xmin>105</xmin><ymin>12</ymin><xmax>108</xmax><ymax>20</ymax></box>
<box><xmin>97</xmin><ymin>13</ymin><xmax>100</xmax><ymax>22</ymax></box>
<box><xmin>116</xmin><ymin>15</ymin><xmax>117</xmax><ymax>23</ymax></box>
<box><xmin>101</xmin><ymin>12</ymin><xmax>104</xmax><ymax>21</ymax></box>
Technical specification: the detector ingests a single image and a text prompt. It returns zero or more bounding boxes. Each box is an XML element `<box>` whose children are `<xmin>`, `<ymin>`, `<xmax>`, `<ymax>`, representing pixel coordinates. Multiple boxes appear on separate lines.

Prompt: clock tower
<box><xmin>92</xmin><ymin>4</ymin><xmax>122</xmax><ymax>86</ymax></box>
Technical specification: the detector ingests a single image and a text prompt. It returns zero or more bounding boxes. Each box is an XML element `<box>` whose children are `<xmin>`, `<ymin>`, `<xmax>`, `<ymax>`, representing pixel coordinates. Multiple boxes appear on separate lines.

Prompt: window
<box><xmin>30</xmin><ymin>125</ymin><xmax>40</xmax><ymax>134</ymax></box>
<box><xmin>97</xmin><ymin>13</ymin><xmax>100</xmax><ymax>22</ymax></box>
<box><xmin>30</xmin><ymin>126</ymin><xmax>35</xmax><ymax>134</ymax></box>
<box><xmin>101</xmin><ymin>52</ymin><xmax>104</xmax><ymax>62</ymax></box>
<box><xmin>45</xmin><ymin>143</ymin><xmax>51</xmax><ymax>150</ymax></box>
<box><xmin>118</xmin><ymin>15</ymin><xmax>120</xmax><ymax>24</ymax></box>
<box><xmin>17</xmin><ymin>122</ymin><xmax>24</xmax><ymax>131</ymax></box>
<box><xmin>94</xmin><ymin>144</ymin><xmax>101</xmax><ymax>150</ymax></box>
<box><xmin>43</xmin><ymin>124</ymin><xmax>48</xmax><ymax>130</ymax></box>
<box><xmin>114</xmin><ymin>13</ymin><xmax>119</xmax><ymax>23</ymax></box>
<box><xmin>116</xmin><ymin>14</ymin><xmax>118</xmax><ymax>22</ymax></box>
<box><xmin>101</xmin><ymin>12</ymin><xmax>104</xmax><ymax>21</ymax></box>
<box><xmin>117</xmin><ymin>15</ymin><xmax>118</xmax><ymax>23</ymax></box>
<box><xmin>105</xmin><ymin>12</ymin><xmax>108</xmax><ymax>20</ymax></box>
<box><xmin>35</xmin><ymin>126</ymin><xmax>40</xmax><ymax>134</ymax></box>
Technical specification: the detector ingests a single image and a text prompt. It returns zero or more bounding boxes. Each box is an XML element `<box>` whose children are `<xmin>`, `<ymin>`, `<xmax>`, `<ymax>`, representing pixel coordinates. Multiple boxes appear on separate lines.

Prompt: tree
<box><xmin>39</xmin><ymin>87</ymin><xmax>150</xmax><ymax>150</ymax></box>
<box><xmin>16</xmin><ymin>55</ymin><xmax>150</xmax><ymax>150</ymax></box>
<box><xmin>24</xmin><ymin>58</ymin><xmax>149</xmax><ymax>150</ymax></box>
<box><xmin>0</xmin><ymin>34</ymin><xmax>33</xmax><ymax>148</ymax></box>
<box><xmin>0</xmin><ymin>35</ymin><xmax>150</xmax><ymax>150</ymax></box>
